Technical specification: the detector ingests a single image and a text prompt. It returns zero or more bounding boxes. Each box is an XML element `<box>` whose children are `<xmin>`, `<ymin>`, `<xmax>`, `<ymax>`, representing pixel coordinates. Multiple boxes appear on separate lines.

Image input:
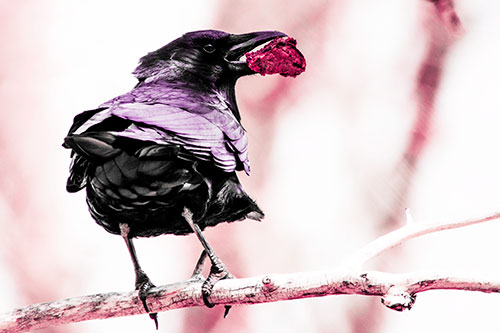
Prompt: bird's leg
<box><xmin>182</xmin><ymin>208</ymin><xmax>233</xmax><ymax>316</ymax></box>
<box><xmin>120</xmin><ymin>223</ymin><xmax>159</xmax><ymax>329</ymax></box>
<box><xmin>190</xmin><ymin>250</ymin><xmax>207</xmax><ymax>280</ymax></box>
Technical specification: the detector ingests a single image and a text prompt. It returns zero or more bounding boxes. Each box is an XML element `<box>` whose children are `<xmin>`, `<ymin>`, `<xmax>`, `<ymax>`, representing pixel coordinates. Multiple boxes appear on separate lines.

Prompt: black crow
<box><xmin>63</xmin><ymin>30</ymin><xmax>287</xmax><ymax>326</ymax></box>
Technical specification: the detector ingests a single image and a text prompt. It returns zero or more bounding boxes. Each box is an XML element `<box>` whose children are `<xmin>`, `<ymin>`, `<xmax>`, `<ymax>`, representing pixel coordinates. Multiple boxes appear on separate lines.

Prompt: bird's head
<box><xmin>133</xmin><ymin>30</ymin><xmax>287</xmax><ymax>87</ymax></box>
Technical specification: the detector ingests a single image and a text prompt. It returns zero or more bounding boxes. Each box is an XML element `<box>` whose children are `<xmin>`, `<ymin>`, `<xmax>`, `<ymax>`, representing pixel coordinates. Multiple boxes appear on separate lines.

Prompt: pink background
<box><xmin>1</xmin><ymin>0</ymin><xmax>500</xmax><ymax>332</ymax></box>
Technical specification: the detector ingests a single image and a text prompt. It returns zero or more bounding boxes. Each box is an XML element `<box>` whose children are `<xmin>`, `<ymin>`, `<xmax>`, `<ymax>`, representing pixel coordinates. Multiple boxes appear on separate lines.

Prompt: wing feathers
<box><xmin>64</xmin><ymin>133</ymin><xmax>120</xmax><ymax>161</ymax></box>
<box><xmin>65</xmin><ymin>87</ymin><xmax>250</xmax><ymax>173</ymax></box>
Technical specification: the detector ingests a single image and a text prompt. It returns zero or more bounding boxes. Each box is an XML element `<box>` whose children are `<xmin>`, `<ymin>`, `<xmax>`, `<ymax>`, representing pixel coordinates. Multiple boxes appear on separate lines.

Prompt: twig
<box><xmin>345</xmin><ymin>210</ymin><xmax>500</xmax><ymax>267</ymax></box>
<box><xmin>2</xmin><ymin>269</ymin><xmax>500</xmax><ymax>332</ymax></box>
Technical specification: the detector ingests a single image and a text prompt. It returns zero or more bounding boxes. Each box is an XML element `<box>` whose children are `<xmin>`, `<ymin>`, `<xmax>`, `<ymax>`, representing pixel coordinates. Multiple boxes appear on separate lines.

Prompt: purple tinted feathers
<box><xmin>78</xmin><ymin>83</ymin><xmax>251</xmax><ymax>174</ymax></box>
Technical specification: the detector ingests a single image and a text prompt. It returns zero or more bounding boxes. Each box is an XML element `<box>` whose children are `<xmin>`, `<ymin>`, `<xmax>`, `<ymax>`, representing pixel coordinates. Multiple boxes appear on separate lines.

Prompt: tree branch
<box><xmin>345</xmin><ymin>210</ymin><xmax>500</xmax><ymax>267</ymax></box>
<box><xmin>2</xmin><ymin>269</ymin><xmax>500</xmax><ymax>332</ymax></box>
<box><xmin>2</xmin><ymin>210</ymin><xmax>500</xmax><ymax>332</ymax></box>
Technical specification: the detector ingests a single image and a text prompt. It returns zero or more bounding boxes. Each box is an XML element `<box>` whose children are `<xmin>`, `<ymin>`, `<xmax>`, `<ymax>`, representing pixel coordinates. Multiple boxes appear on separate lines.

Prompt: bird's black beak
<box><xmin>225</xmin><ymin>31</ymin><xmax>287</xmax><ymax>75</ymax></box>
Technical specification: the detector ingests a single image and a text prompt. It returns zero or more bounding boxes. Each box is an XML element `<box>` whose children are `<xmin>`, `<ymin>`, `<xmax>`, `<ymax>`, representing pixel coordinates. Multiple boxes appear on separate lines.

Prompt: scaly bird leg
<box><xmin>190</xmin><ymin>250</ymin><xmax>208</xmax><ymax>280</ymax></box>
<box><xmin>120</xmin><ymin>223</ymin><xmax>159</xmax><ymax>329</ymax></box>
<box><xmin>182</xmin><ymin>208</ymin><xmax>233</xmax><ymax>317</ymax></box>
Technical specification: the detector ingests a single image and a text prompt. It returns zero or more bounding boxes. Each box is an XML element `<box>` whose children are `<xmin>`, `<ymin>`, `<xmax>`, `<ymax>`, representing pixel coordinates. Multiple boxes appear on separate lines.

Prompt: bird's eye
<box><xmin>203</xmin><ymin>44</ymin><xmax>216</xmax><ymax>53</ymax></box>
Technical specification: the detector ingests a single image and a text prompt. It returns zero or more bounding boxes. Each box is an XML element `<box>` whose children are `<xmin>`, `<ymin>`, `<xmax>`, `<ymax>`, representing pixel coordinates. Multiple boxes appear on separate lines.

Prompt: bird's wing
<box><xmin>67</xmin><ymin>94</ymin><xmax>249</xmax><ymax>174</ymax></box>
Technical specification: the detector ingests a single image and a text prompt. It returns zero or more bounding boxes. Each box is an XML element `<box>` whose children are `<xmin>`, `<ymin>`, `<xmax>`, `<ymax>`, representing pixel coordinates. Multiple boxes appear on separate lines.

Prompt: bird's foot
<box><xmin>202</xmin><ymin>258</ymin><xmax>234</xmax><ymax>318</ymax></box>
<box><xmin>136</xmin><ymin>269</ymin><xmax>159</xmax><ymax>329</ymax></box>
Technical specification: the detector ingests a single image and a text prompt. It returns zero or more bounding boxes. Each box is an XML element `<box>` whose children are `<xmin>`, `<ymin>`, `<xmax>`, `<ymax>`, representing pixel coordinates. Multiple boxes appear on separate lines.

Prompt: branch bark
<box><xmin>2</xmin><ymin>269</ymin><xmax>500</xmax><ymax>332</ymax></box>
<box><xmin>2</xmin><ymin>209</ymin><xmax>500</xmax><ymax>332</ymax></box>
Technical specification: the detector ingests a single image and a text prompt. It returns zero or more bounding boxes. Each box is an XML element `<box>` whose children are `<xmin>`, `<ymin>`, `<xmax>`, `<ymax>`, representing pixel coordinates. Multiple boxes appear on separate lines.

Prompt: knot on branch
<box><xmin>381</xmin><ymin>287</ymin><xmax>416</xmax><ymax>311</ymax></box>
<box><xmin>262</xmin><ymin>276</ymin><xmax>278</xmax><ymax>293</ymax></box>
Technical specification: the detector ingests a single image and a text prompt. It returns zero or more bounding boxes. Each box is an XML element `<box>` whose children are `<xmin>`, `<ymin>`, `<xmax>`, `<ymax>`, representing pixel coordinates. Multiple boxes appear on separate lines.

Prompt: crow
<box><xmin>63</xmin><ymin>30</ymin><xmax>286</xmax><ymax>326</ymax></box>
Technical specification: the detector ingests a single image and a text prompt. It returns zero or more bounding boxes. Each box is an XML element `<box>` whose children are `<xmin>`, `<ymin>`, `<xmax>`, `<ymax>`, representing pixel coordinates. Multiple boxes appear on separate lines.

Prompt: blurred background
<box><xmin>1</xmin><ymin>0</ymin><xmax>500</xmax><ymax>332</ymax></box>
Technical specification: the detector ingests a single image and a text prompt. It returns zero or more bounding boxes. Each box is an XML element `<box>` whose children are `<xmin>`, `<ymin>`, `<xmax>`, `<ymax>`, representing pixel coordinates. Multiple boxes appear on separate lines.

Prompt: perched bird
<box><xmin>63</xmin><ymin>30</ymin><xmax>288</xmax><ymax>326</ymax></box>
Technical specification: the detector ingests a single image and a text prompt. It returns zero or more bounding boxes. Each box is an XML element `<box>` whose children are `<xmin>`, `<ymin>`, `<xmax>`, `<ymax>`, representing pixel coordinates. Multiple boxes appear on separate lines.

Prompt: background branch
<box><xmin>345</xmin><ymin>210</ymin><xmax>500</xmax><ymax>267</ymax></box>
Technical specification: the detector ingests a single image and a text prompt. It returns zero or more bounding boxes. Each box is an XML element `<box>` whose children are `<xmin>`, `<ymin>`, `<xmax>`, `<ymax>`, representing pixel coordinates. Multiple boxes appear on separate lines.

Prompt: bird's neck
<box><xmin>217</xmin><ymin>78</ymin><xmax>241</xmax><ymax>122</ymax></box>
<box><xmin>135</xmin><ymin>76</ymin><xmax>242</xmax><ymax>122</ymax></box>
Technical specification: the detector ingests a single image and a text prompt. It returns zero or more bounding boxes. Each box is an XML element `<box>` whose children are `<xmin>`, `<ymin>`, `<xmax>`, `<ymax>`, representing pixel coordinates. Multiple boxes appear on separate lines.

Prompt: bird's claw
<box><xmin>202</xmin><ymin>261</ymin><xmax>234</xmax><ymax>317</ymax></box>
<box><xmin>136</xmin><ymin>270</ymin><xmax>159</xmax><ymax>329</ymax></box>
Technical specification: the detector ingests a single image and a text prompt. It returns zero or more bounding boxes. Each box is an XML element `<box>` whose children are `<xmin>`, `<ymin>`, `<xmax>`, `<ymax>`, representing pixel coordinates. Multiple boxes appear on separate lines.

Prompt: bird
<box><xmin>63</xmin><ymin>29</ymin><xmax>287</xmax><ymax>327</ymax></box>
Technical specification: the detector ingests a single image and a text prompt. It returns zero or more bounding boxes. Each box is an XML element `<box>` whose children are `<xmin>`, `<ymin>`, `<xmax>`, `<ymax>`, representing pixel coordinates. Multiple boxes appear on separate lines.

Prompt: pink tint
<box><xmin>429</xmin><ymin>0</ymin><xmax>463</xmax><ymax>33</ymax></box>
<box><xmin>246</xmin><ymin>37</ymin><xmax>306</xmax><ymax>77</ymax></box>
<box><xmin>4</xmin><ymin>0</ymin><xmax>500</xmax><ymax>332</ymax></box>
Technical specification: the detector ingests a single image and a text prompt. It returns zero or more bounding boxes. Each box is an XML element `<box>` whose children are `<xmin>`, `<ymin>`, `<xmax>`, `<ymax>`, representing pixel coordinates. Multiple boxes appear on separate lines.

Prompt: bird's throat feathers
<box><xmin>216</xmin><ymin>79</ymin><xmax>241</xmax><ymax>121</ymax></box>
<box><xmin>134</xmin><ymin>62</ymin><xmax>242</xmax><ymax>122</ymax></box>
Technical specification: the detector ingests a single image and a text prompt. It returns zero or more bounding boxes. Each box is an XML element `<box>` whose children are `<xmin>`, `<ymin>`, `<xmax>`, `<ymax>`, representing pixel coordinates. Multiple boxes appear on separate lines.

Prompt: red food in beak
<box><xmin>245</xmin><ymin>37</ymin><xmax>306</xmax><ymax>77</ymax></box>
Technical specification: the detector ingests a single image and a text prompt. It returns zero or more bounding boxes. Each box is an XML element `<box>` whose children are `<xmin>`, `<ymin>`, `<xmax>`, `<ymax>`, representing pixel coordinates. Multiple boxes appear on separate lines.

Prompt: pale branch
<box><xmin>2</xmin><ymin>270</ymin><xmax>500</xmax><ymax>332</ymax></box>
<box><xmin>344</xmin><ymin>210</ymin><xmax>500</xmax><ymax>268</ymax></box>
<box><xmin>2</xmin><ymin>210</ymin><xmax>500</xmax><ymax>331</ymax></box>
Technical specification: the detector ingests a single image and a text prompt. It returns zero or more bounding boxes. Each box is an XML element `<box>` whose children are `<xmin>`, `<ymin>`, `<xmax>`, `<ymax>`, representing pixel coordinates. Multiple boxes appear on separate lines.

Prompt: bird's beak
<box><xmin>225</xmin><ymin>31</ymin><xmax>287</xmax><ymax>75</ymax></box>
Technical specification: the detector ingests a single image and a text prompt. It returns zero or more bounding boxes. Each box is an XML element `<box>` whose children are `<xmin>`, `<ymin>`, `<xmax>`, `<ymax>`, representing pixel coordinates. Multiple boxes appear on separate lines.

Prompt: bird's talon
<box><xmin>149</xmin><ymin>313</ymin><xmax>159</xmax><ymax>330</ymax></box>
<box><xmin>135</xmin><ymin>270</ymin><xmax>158</xmax><ymax>328</ymax></box>
<box><xmin>201</xmin><ymin>263</ymin><xmax>234</xmax><ymax>310</ymax></box>
<box><xmin>223</xmin><ymin>305</ymin><xmax>231</xmax><ymax>318</ymax></box>
<box><xmin>202</xmin><ymin>292</ymin><xmax>216</xmax><ymax>308</ymax></box>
